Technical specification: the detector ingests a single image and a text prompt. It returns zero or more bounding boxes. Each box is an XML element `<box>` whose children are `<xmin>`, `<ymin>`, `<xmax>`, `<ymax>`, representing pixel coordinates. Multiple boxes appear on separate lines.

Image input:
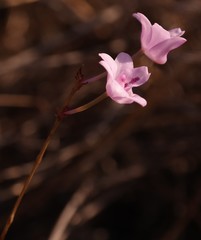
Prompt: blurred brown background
<box><xmin>0</xmin><ymin>0</ymin><xmax>200</xmax><ymax>239</ymax></box>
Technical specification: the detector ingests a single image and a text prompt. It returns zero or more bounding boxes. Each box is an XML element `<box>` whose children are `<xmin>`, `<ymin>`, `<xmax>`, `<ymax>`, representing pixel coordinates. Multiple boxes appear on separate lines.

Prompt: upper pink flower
<box><xmin>99</xmin><ymin>52</ymin><xmax>150</xmax><ymax>106</ymax></box>
<box><xmin>133</xmin><ymin>12</ymin><xmax>187</xmax><ymax>64</ymax></box>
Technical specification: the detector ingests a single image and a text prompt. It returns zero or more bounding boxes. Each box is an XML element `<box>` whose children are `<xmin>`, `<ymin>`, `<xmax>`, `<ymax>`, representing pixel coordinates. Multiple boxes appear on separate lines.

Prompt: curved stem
<box><xmin>82</xmin><ymin>72</ymin><xmax>106</xmax><ymax>84</ymax></box>
<box><xmin>66</xmin><ymin>92</ymin><xmax>108</xmax><ymax>115</ymax></box>
<box><xmin>132</xmin><ymin>49</ymin><xmax>143</xmax><ymax>60</ymax></box>
<box><xmin>0</xmin><ymin>118</ymin><xmax>61</xmax><ymax>240</ymax></box>
<box><xmin>0</xmin><ymin>74</ymin><xmax>82</xmax><ymax>240</ymax></box>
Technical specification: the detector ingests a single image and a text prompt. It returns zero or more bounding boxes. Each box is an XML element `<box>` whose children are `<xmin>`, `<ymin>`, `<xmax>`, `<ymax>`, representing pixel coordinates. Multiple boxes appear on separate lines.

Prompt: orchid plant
<box><xmin>0</xmin><ymin>12</ymin><xmax>186</xmax><ymax>240</ymax></box>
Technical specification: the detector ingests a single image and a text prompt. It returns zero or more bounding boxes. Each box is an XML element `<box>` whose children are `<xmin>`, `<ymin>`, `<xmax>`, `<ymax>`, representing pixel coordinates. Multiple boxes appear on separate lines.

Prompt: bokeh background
<box><xmin>0</xmin><ymin>0</ymin><xmax>200</xmax><ymax>239</ymax></box>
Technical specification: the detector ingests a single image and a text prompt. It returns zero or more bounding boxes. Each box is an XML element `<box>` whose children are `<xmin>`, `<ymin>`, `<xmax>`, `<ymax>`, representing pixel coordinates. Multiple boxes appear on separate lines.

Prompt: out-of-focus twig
<box><xmin>0</xmin><ymin>0</ymin><xmax>37</xmax><ymax>8</ymax></box>
<box><xmin>49</xmin><ymin>164</ymin><xmax>146</xmax><ymax>240</ymax></box>
<box><xmin>0</xmin><ymin>94</ymin><xmax>49</xmax><ymax>110</ymax></box>
<box><xmin>0</xmin><ymin>0</ymin><xmax>38</xmax><ymax>8</ymax></box>
<box><xmin>49</xmin><ymin>179</ymin><xmax>95</xmax><ymax>240</ymax></box>
<box><xmin>62</xmin><ymin>0</ymin><xmax>96</xmax><ymax>22</ymax></box>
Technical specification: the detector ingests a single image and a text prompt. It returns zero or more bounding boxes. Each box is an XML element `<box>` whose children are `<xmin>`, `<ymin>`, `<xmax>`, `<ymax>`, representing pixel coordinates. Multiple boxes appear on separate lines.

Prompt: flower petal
<box><xmin>130</xmin><ymin>93</ymin><xmax>147</xmax><ymax>107</ymax></box>
<box><xmin>115</xmin><ymin>52</ymin><xmax>134</xmax><ymax>73</ymax></box>
<box><xmin>131</xmin><ymin>66</ymin><xmax>151</xmax><ymax>87</ymax></box>
<box><xmin>99</xmin><ymin>53</ymin><xmax>117</xmax><ymax>78</ymax></box>
<box><xmin>146</xmin><ymin>37</ymin><xmax>187</xmax><ymax>64</ymax></box>
<box><xmin>106</xmin><ymin>78</ymin><xmax>133</xmax><ymax>104</ymax></box>
<box><xmin>133</xmin><ymin>12</ymin><xmax>152</xmax><ymax>49</ymax></box>
<box><xmin>148</xmin><ymin>23</ymin><xmax>170</xmax><ymax>49</ymax></box>
<box><xmin>169</xmin><ymin>28</ymin><xmax>185</xmax><ymax>37</ymax></box>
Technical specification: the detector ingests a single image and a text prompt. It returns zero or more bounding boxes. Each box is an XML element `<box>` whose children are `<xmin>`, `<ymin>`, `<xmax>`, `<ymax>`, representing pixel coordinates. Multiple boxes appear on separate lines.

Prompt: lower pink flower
<box><xmin>99</xmin><ymin>52</ymin><xmax>151</xmax><ymax>106</ymax></box>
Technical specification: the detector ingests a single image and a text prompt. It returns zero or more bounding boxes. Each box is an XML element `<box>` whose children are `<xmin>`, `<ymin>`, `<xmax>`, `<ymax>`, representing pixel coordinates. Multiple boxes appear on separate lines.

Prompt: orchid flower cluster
<box><xmin>96</xmin><ymin>12</ymin><xmax>186</xmax><ymax>107</ymax></box>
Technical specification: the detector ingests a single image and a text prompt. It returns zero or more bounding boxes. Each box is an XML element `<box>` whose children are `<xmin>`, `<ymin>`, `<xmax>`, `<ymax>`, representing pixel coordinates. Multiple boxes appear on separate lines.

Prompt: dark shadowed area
<box><xmin>0</xmin><ymin>0</ymin><xmax>200</xmax><ymax>239</ymax></box>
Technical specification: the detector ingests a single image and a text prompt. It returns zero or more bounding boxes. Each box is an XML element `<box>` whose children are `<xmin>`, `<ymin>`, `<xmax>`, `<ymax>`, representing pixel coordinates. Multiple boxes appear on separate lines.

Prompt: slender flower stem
<box><xmin>0</xmin><ymin>74</ymin><xmax>83</xmax><ymax>240</ymax></box>
<box><xmin>132</xmin><ymin>49</ymin><xmax>143</xmax><ymax>60</ymax></box>
<box><xmin>82</xmin><ymin>72</ymin><xmax>106</xmax><ymax>84</ymax></box>
<box><xmin>0</xmin><ymin>118</ymin><xmax>61</xmax><ymax>240</ymax></box>
<box><xmin>65</xmin><ymin>92</ymin><xmax>108</xmax><ymax>115</ymax></box>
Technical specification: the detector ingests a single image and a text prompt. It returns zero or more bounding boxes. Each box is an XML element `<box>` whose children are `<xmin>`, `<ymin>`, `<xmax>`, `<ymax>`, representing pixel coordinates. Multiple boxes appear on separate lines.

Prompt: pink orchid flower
<box><xmin>133</xmin><ymin>12</ymin><xmax>187</xmax><ymax>64</ymax></box>
<box><xmin>99</xmin><ymin>52</ymin><xmax>151</xmax><ymax>106</ymax></box>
